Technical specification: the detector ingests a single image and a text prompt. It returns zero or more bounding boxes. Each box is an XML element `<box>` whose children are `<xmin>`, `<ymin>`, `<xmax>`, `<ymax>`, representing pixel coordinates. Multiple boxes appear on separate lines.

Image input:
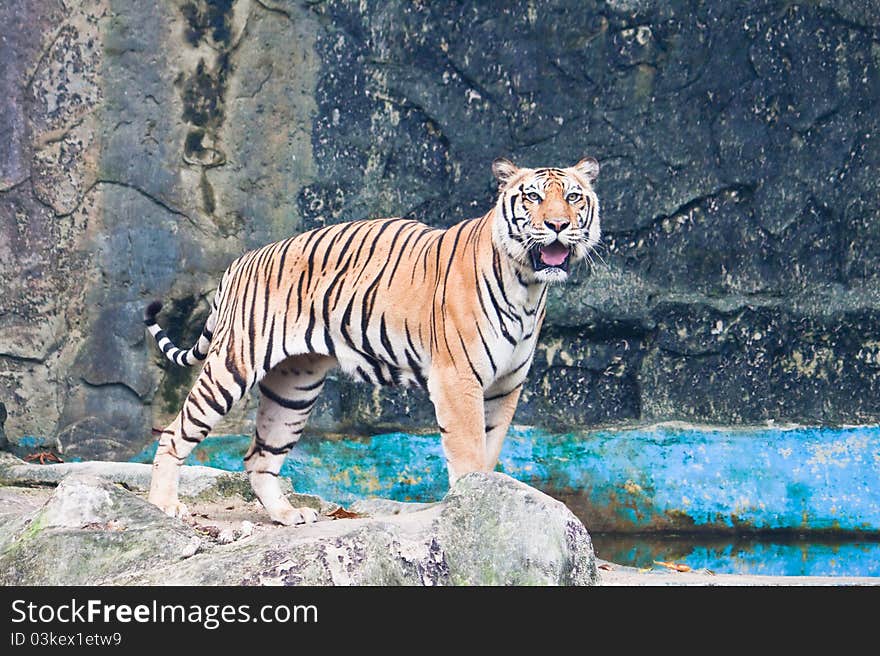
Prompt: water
<box><xmin>131</xmin><ymin>424</ymin><xmax>880</xmax><ymax>577</ymax></box>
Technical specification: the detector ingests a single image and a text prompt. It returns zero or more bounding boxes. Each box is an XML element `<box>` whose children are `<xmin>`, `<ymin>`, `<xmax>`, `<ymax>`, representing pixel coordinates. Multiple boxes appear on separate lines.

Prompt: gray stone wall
<box><xmin>2</xmin><ymin>0</ymin><xmax>879</xmax><ymax>459</ymax></box>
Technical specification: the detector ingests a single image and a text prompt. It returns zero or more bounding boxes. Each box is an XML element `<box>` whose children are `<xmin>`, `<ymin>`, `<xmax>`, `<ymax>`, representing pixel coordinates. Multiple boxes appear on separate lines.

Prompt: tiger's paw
<box><xmin>271</xmin><ymin>506</ymin><xmax>319</xmax><ymax>526</ymax></box>
<box><xmin>149</xmin><ymin>495</ymin><xmax>190</xmax><ymax>520</ymax></box>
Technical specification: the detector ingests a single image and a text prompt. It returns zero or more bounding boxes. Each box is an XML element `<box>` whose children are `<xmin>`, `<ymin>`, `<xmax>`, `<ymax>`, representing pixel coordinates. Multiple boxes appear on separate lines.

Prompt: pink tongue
<box><xmin>540</xmin><ymin>242</ymin><xmax>570</xmax><ymax>266</ymax></box>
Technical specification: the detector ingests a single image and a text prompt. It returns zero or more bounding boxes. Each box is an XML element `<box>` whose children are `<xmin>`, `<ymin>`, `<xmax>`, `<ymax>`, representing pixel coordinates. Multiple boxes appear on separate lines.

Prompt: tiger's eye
<box><xmin>526</xmin><ymin>192</ymin><xmax>542</xmax><ymax>202</ymax></box>
<box><xmin>566</xmin><ymin>193</ymin><xmax>581</xmax><ymax>203</ymax></box>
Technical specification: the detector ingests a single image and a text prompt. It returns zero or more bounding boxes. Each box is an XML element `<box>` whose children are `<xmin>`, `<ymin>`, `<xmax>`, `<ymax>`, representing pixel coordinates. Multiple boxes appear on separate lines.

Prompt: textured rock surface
<box><xmin>0</xmin><ymin>474</ymin><xmax>202</xmax><ymax>585</ymax></box>
<box><xmin>0</xmin><ymin>451</ymin><xmax>247</xmax><ymax>500</ymax></box>
<box><xmin>2</xmin><ymin>1</ymin><xmax>880</xmax><ymax>457</ymax></box>
<box><xmin>0</xmin><ymin>464</ymin><xmax>597</xmax><ymax>586</ymax></box>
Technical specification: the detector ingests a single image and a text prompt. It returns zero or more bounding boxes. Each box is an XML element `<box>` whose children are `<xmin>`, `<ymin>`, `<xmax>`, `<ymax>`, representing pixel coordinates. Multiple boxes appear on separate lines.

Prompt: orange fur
<box><xmin>145</xmin><ymin>159</ymin><xmax>600</xmax><ymax>524</ymax></box>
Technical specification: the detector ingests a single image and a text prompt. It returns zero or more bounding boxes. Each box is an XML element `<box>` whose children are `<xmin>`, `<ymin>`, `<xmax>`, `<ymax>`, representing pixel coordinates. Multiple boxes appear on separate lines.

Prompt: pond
<box><xmin>132</xmin><ymin>424</ymin><xmax>880</xmax><ymax>577</ymax></box>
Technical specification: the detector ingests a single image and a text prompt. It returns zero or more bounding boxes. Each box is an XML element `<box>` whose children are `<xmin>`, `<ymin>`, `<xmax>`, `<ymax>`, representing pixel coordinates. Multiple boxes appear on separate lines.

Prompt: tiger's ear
<box><xmin>492</xmin><ymin>158</ymin><xmax>519</xmax><ymax>186</ymax></box>
<box><xmin>573</xmin><ymin>157</ymin><xmax>600</xmax><ymax>182</ymax></box>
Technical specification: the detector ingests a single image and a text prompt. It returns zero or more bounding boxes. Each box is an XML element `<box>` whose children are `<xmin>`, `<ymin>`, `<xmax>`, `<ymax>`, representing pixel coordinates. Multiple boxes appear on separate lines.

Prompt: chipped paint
<box><xmin>592</xmin><ymin>533</ymin><xmax>880</xmax><ymax>577</ymax></box>
<box><xmin>132</xmin><ymin>424</ymin><xmax>880</xmax><ymax>535</ymax></box>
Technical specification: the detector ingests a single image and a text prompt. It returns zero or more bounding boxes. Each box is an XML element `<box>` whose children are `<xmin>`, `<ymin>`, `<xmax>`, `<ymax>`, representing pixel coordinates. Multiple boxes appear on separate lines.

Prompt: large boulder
<box><xmin>0</xmin><ymin>475</ymin><xmax>202</xmax><ymax>585</ymax></box>
<box><xmin>0</xmin><ymin>462</ymin><xmax>597</xmax><ymax>586</ymax></box>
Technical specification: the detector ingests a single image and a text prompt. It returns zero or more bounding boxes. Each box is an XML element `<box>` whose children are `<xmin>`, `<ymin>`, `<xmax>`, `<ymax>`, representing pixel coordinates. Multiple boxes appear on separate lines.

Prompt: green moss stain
<box><xmin>180</xmin><ymin>0</ymin><xmax>235</xmax><ymax>47</ymax></box>
<box><xmin>199</xmin><ymin>170</ymin><xmax>216</xmax><ymax>215</ymax></box>
<box><xmin>196</xmin><ymin>473</ymin><xmax>256</xmax><ymax>502</ymax></box>
<box><xmin>180</xmin><ymin>58</ymin><xmax>228</xmax><ymax>129</ymax></box>
<box><xmin>176</xmin><ymin>0</ymin><xmax>235</xmax><ymax>223</ymax></box>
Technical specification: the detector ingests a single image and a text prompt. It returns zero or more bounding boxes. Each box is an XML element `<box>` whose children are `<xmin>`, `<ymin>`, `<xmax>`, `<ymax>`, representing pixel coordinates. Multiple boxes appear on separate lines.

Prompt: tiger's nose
<box><xmin>545</xmin><ymin>218</ymin><xmax>568</xmax><ymax>233</ymax></box>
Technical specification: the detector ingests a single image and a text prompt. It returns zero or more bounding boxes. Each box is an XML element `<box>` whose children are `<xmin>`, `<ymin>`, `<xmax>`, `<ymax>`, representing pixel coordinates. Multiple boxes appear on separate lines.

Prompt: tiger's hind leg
<box><xmin>149</xmin><ymin>355</ymin><xmax>248</xmax><ymax>518</ymax></box>
<box><xmin>245</xmin><ymin>353</ymin><xmax>336</xmax><ymax>526</ymax></box>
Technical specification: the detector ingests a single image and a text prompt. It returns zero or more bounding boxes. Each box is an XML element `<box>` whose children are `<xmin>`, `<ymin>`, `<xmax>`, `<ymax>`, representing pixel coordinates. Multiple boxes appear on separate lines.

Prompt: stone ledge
<box><xmin>0</xmin><ymin>461</ymin><xmax>597</xmax><ymax>586</ymax></box>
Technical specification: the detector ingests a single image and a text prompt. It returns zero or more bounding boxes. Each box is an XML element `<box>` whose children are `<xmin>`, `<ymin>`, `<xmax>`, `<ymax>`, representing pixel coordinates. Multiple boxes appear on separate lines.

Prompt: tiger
<box><xmin>144</xmin><ymin>157</ymin><xmax>600</xmax><ymax>525</ymax></box>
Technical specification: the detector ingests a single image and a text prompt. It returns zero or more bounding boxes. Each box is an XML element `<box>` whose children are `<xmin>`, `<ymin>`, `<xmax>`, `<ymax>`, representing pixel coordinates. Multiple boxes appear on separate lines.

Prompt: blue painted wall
<box><xmin>132</xmin><ymin>424</ymin><xmax>880</xmax><ymax>535</ymax></box>
<box><xmin>593</xmin><ymin>533</ymin><xmax>880</xmax><ymax>577</ymax></box>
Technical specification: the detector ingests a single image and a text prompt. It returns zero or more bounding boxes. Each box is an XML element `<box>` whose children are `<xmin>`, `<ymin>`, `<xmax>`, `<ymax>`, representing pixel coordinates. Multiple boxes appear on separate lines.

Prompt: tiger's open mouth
<box><xmin>529</xmin><ymin>241</ymin><xmax>571</xmax><ymax>272</ymax></box>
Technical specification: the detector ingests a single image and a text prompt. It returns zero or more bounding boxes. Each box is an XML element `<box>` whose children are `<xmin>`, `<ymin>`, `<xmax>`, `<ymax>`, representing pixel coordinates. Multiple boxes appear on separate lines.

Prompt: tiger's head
<box><xmin>491</xmin><ymin>157</ymin><xmax>600</xmax><ymax>283</ymax></box>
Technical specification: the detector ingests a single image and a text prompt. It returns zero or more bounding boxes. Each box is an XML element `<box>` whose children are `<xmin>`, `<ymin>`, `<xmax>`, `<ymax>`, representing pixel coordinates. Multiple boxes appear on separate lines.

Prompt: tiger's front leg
<box><xmin>428</xmin><ymin>368</ymin><xmax>487</xmax><ymax>485</ymax></box>
<box><xmin>484</xmin><ymin>383</ymin><xmax>523</xmax><ymax>471</ymax></box>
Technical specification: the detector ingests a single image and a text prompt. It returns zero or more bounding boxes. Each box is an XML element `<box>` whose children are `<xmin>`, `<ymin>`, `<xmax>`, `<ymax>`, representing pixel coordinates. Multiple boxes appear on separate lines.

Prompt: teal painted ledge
<box><xmin>131</xmin><ymin>424</ymin><xmax>880</xmax><ymax>534</ymax></box>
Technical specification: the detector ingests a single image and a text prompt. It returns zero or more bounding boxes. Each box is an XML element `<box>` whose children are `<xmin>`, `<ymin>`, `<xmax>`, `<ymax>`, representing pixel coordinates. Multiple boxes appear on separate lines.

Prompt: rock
<box><xmin>0</xmin><ymin>452</ymin><xmax>243</xmax><ymax>500</ymax></box>
<box><xmin>0</xmin><ymin>452</ymin><xmax>341</xmax><ymax>514</ymax></box>
<box><xmin>0</xmin><ymin>465</ymin><xmax>597</xmax><ymax>586</ymax></box>
<box><xmin>348</xmin><ymin>497</ymin><xmax>435</xmax><ymax>517</ymax></box>
<box><xmin>436</xmin><ymin>473</ymin><xmax>595</xmax><ymax>585</ymax></box>
<box><xmin>0</xmin><ymin>474</ymin><xmax>202</xmax><ymax>585</ymax></box>
<box><xmin>137</xmin><ymin>471</ymin><xmax>595</xmax><ymax>586</ymax></box>
<box><xmin>216</xmin><ymin>528</ymin><xmax>236</xmax><ymax>545</ymax></box>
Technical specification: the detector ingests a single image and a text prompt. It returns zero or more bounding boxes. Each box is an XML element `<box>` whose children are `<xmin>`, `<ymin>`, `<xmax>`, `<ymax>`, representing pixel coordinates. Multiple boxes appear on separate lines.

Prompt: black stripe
<box><xmin>223</xmin><ymin>352</ymin><xmax>247</xmax><ymax>399</ymax></box>
<box><xmin>322</xmin><ymin>255</ymin><xmax>355</xmax><ymax>355</ymax></box>
<box><xmin>475</xmin><ymin>321</ymin><xmax>497</xmax><ymax>375</ymax></box>
<box><xmin>363</xmin><ymin>218</ymin><xmax>397</xmax><ymax>262</ymax></box>
<box><xmin>492</xmin><ymin>247</ymin><xmax>523</xmax><ymax>330</ymax></box>
<box><xmin>319</xmin><ymin>223</ymin><xmax>352</xmax><ymax>271</ymax></box>
<box><xmin>295</xmin><ymin>378</ymin><xmax>324</xmax><ymax>392</ymax></box>
<box><xmin>355</xmin><ymin>366</ymin><xmax>372</xmax><ymax>383</ymax></box>
<box><xmin>261</xmin><ymin>253</ymin><xmax>273</xmax><ymax>342</ymax></box>
<box><xmin>199</xmin><ymin>386</ymin><xmax>225</xmax><ymax>416</ymax></box>
<box><xmin>281</xmin><ymin>282</ymin><xmax>295</xmax><ymax>357</ymax></box>
<box><xmin>304</xmin><ymin>303</ymin><xmax>316</xmax><ymax>351</ymax></box>
<box><xmin>295</xmin><ymin>271</ymin><xmax>306</xmax><ymax>321</ymax></box>
<box><xmin>507</xmin><ymin>357</ymin><xmax>531</xmax><ymax>376</ymax></box>
<box><xmin>323</xmin><ymin>324</ymin><xmax>336</xmax><ymax>357</ymax></box>
<box><xmin>485</xmin><ymin>385</ymin><xmax>521</xmax><ymax>402</ymax></box>
<box><xmin>408</xmin><ymin>227</ymin><xmax>434</xmax><ymax>284</ymax></box>
<box><xmin>404</xmin><ymin>320</ymin><xmax>421</xmax><ymax>361</ymax></box>
<box><xmin>379</xmin><ymin>313</ymin><xmax>396</xmax><ymax>362</ymax></box>
<box><xmin>474</xmin><ymin>274</ymin><xmax>494</xmax><ymax>336</ymax></box>
<box><xmin>275</xmin><ymin>237</ymin><xmax>295</xmax><ymax>288</ymax></box>
<box><xmin>515</xmin><ymin>269</ymin><xmax>532</xmax><ymax>288</ymax></box>
<box><xmin>187</xmin><ymin>414</ymin><xmax>211</xmax><ymax>432</ymax></box>
<box><xmin>262</xmin><ymin>314</ymin><xmax>277</xmax><ymax>374</ymax></box>
<box><xmin>304</xmin><ymin>226</ymin><xmax>333</xmax><ymax>292</ymax></box>
<box><xmin>259</xmin><ymin>383</ymin><xmax>317</xmax><ymax>411</ymax></box>
<box><xmin>386</xmin><ymin>223</ymin><xmax>420</xmax><ymax>288</ymax></box>
<box><xmin>255</xmin><ymin>441</ymin><xmax>298</xmax><ymax>456</ymax></box>
<box><xmin>340</xmin><ymin>293</ymin><xmax>357</xmax><ymax>352</ymax></box>
<box><xmin>482</xmin><ymin>274</ymin><xmax>517</xmax><ymax>346</ymax></box>
<box><xmin>404</xmin><ymin>348</ymin><xmax>428</xmax><ymax>392</ymax></box>
<box><xmin>335</xmin><ymin>221</ymin><xmax>371</xmax><ymax>265</ymax></box>
<box><xmin>329</xmin><ymin>254</ymin><xmax>355</xmax><ymax>312</ymax></box>
<box><xmin>457</xmin><ymin>333</ymin><xmax>484</xmax><ymax>387</ymax></box>
<box><xmin>440</xmin><ymin>220</ymin><xmax>467</xmax><ymax>308</ymax></box>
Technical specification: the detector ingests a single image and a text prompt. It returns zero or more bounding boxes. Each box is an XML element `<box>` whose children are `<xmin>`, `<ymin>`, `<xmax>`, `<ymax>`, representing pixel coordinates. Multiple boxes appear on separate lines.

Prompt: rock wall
<box><xmin>2</xmin><ymin>1</ymin><xmax>880</xmax><ymax>459</ymax></box>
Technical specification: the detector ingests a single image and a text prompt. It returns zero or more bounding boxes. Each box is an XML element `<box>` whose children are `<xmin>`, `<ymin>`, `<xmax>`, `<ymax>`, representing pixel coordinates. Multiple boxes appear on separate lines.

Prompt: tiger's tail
<box><xmin>143</xmin><ymin>299</ymin><xmax>217</xmax><ymax>367</ymax></box>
